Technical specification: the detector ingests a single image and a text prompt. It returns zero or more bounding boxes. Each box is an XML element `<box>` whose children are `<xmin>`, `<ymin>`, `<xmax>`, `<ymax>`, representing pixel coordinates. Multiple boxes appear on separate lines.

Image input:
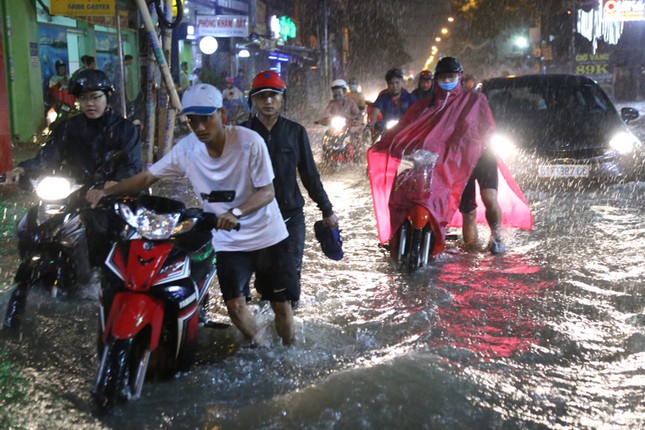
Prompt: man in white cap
<box><xmin>86</xmin><ymin>83</ymin><xmax>298</xmax><ymax>346</ymax></box>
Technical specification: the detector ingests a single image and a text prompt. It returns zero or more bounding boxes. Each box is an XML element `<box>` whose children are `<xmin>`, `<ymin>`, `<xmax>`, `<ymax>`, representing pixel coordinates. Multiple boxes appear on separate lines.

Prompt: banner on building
<box><xmin>51</xmin><ymin>0</ymin><xmax>116</xmax><ymax>16</ymax></box>
<box><xmin>196</xmin><ymin>15</ymin><xmax>249</xmax><ymax>37</ymax></box>
<box><xmin>603</xmin><ymin>0</ymin><xmax>645</xmax><ymax>21</ymax></box>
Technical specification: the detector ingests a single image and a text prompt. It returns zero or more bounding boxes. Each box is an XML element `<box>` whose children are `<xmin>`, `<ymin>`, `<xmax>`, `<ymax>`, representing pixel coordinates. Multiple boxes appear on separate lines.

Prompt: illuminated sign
<box><xmin>270</xmin><ymin>16</ymin><xmax>297</xmax><ymax>41</ymax></box>
<box><xmin>51</xmin><ymin>0</ymin><xmax>115</xmax><ymax>16</ymax></box>
<box><xmin>196</xmin><ymin>15</ymin><xmax>249</xmax><ymax>37</ymax></box>
<box><xmin>603</xmin><ymin>0</ymin><xmax>645</xmax><ymax>21</ymax></box>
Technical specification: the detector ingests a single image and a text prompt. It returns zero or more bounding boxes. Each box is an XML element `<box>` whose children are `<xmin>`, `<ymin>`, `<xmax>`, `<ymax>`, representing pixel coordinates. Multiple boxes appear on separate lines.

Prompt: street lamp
<box><xmin>514</xmin><ymin>36</ymin><xmax>529</xmax><ymax>49</ymax></box>
<box><xmin>199</xmin><ymin>36</ymin><xmax>218</xmax><ymax>55</ymax></box>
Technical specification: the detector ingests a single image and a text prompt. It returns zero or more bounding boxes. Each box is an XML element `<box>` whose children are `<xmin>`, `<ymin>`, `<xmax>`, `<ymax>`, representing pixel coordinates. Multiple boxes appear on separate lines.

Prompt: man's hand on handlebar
<box><xmin>217</xmin><ymin>211</ymin><xmax>241</xmax><ymax>231</ymax></box>
<box><xmin>86</xmin><ymin>188</ymin><xmax>107</xmax><ymax>208</ymax></box>
<box><xmin>4</xmin><ymin>167</ymin><xmax>24</xmax><ymax>184</ymax></box>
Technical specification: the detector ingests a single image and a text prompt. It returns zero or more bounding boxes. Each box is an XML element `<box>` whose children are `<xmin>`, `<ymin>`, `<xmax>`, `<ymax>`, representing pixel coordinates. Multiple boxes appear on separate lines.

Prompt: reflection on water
<box><xmin>0</xmin><ymin>162</ymin><xmax>644</xmax><ymax>429</ymax></box>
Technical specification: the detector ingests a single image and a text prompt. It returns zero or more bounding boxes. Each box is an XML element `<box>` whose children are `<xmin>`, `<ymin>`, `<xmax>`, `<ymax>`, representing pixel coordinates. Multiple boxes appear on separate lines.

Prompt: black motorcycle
<box><xmin>2</xmin><ymin>151</ymin><xmax>127</xmax><ymax>331</ymax></box>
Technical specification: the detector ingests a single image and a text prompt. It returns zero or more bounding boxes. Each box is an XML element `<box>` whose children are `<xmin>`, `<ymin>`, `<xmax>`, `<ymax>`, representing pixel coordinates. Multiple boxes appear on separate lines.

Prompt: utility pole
<box><xmin>322</xmin><ymin>0</ymin><xmax>329</xmax><ymax>88</ymax></box>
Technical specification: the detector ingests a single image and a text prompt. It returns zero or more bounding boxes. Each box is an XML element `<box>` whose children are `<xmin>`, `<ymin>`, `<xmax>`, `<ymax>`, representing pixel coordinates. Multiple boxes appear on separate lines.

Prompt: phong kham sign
<box><xmin>51</xmin><ymin>0</ymin><xmax>115</xmax><ymax>16</ymax></box>
<box><xmin>196</xmin><ymin>15</ymin><xmax>249</xmax><ymax>37</ymax></box>
<box><xmin>604</xmin><ymin>0</ymin><xmax>645</xmax><ymax>21</ymax></box>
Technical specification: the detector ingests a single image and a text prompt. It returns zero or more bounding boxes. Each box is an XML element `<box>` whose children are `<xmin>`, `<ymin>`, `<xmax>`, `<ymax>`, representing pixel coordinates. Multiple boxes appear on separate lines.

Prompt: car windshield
<box><xmin>486</xmin><ymin>79</ymin><xmax>614</xmax><ymax>117</ymax></box>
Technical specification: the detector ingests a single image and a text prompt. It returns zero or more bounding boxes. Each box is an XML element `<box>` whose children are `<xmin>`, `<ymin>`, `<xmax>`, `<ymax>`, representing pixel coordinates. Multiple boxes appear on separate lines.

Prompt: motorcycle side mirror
<box><xmin>94</xmin><ymin>151</ymin><xmax>129</xmax><ymax>184</ymax></box>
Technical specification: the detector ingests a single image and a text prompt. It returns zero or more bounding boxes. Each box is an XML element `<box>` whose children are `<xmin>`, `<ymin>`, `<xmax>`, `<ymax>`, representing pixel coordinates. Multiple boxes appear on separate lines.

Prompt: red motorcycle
<box><xmin>389</xmin><ymin>149</ymin><xmax>439</xmax><ymax>272</ymax></box>
<box><xmin>92</xmin><ymin>191</ymin><xmax>235</xmax><ymax>411</ymax></box>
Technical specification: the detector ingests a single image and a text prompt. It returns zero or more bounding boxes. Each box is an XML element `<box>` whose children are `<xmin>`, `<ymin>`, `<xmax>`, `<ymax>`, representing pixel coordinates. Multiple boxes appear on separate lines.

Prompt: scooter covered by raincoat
<box><xmin>367</xmin><ymin>81</ymin><xmax>532</xmax><ymax>270</ymax></box>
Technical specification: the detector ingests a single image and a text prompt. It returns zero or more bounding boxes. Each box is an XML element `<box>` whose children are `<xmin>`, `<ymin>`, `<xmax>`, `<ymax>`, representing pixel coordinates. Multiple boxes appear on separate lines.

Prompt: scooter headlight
<box><xmin>330</xmin><ymin>116</ymin><xmax>347</xmax><ymax>133</ymax></box>
<box><xmin>119</xmin><ymin>204</ymin><xmax>182</xmax><ymax>240</ymax></box>
<box><xmin>35</xmin><ymin>176</ymin><xmax>78</xmax><ymax>201</ymax></box>
<box><xmin>386</xmin><ymin>120</ymin><xmax>399</xmax><ymax>130</ymax></box>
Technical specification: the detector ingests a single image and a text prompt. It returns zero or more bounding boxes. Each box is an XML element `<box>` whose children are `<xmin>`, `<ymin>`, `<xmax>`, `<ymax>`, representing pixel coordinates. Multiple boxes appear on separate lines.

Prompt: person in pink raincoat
<box><xmin>367</xmin><ymin>56</ymin><xmax>532</xmax><ymax>257</ymax></box>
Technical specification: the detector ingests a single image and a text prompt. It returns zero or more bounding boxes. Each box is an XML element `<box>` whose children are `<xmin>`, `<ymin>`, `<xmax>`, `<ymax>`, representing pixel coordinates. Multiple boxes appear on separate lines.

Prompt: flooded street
<box><xmin>1</xmin><ymin>121</ymin><xmax>645</xmax><ymax>430</ymax></box>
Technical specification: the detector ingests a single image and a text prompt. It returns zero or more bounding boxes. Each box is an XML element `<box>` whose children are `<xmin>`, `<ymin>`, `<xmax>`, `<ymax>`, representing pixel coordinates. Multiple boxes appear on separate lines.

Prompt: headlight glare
<box><xmin>35</xmin><ymin>176</ymin><xmax>76</xmax><ymax>200</ymax></box>
<box><xmin>490</xmin><ymin>133</ymin><xmax>516</xmax><ymax>158</ymax></box>
<box><xmin>609</xmin><ymin>131</ymin><xmax>639</xmax><ymax>155</ymax></box>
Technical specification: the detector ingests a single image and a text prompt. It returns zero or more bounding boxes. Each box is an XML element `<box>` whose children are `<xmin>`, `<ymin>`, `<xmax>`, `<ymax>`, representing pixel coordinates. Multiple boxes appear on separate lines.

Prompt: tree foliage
<box><xmin>450</xmin><ymin>0</ymin><xmax>540</xmax><ymax>39</ymax></box>
<box><xmin>297</xmin><ymin>0</ymin><xmax>412</xmax><ymax>81</ymax></box>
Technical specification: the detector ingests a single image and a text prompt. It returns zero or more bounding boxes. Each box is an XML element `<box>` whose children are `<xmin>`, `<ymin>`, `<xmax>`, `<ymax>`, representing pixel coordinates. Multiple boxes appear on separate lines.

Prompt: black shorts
<box><xmin>216</xmin><ymin>238</ymin><xmax>299</xmax><ymax>303</ymax></box>
<box><xmin>459</xmin><ymin>148</ymin><xmax>498</xmax><ymax>214</ymax></box>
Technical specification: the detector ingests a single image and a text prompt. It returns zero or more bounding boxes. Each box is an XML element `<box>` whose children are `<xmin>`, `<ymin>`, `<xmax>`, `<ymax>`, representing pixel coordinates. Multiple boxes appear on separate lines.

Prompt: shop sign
<box><xmin>196</xmin><ymin>15</ymin><xmax>249</xmax><ymax>37</ymax></box>
<box><xmin>269</xmin><ymin>16</ymin><xmax>296</xmax><ymax>41</ymax></box>
<box><xmin>603</xmin><ymin>0</ymin><xmax>645</xmax><ymax>21</ymax></box>
<box><xmin>51</xmin><ymin>0</ymin><xmax>115</xmax><ymax>16</ymax></box>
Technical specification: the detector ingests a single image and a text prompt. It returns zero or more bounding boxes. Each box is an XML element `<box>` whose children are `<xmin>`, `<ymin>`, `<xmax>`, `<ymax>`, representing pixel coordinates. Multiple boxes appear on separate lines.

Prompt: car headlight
<box><xmin>490</xmin><ymin>133</ymin><xmax>517</xmax><ymax>159</ymax></box>
<box><xmin>609</xmin><ymin>131</ymin><xmax>640</xmax><ymax>155</ymax></box>
<box><xmin>35</xmin><ymin>176</ymin><xmax>78</xmax><ymax>201</ymax></box>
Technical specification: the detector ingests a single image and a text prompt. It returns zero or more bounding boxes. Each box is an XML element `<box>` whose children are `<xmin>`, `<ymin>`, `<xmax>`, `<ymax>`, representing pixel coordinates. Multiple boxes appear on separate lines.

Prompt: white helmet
<box><xmin>331</xmin><ymin>79</ymin><xmax>347</xmax><ymax>89</ymax></box>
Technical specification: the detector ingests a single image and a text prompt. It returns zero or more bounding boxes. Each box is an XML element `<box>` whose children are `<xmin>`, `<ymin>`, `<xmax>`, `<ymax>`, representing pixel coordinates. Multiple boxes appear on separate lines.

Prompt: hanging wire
<box><xmin>149</xmin><ymin>0</ymin><xmax>183</xmax><ymax>29</ymax></box>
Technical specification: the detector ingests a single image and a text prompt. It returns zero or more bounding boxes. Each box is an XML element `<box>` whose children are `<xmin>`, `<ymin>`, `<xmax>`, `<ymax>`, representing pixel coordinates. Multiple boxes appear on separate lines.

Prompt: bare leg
<box><xmin>481</xmin><ymin>188</ymin><xmax>502</xmax><ymax>241</ymax></box>
<box><xmin>225</xmin><ymin>296</ymin><xmax>258</xmax><ymax>340</ymax></box>
<box><xmin>462</xmin><ymin>209</ymin><xmax>478</xmax><ymax>248</ymax></box>
<box><xmin>481</xmin><ymin>188</ymin><xmax>505</xmax><ymax>253</ymax></box>
<box><xmin>271</xmin><ymin>301</ymin><xmax>295</xmax><ymax>345</ymax></box>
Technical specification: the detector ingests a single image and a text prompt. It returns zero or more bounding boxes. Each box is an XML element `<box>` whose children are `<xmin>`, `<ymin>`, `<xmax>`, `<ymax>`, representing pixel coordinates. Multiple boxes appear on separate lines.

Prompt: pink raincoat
<box><xmin>367</xmin><ymin>85</ymin><xmax>532</xmax><ymax>255</ymax></box>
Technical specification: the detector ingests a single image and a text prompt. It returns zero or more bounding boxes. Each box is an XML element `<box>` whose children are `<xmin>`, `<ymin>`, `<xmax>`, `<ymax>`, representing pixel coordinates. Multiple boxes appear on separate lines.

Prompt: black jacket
<box><xmin>20</xmin><ymin>112</ymin><xmax>142</xmax><ymax>183</ymax></box>
<box><xmin>241</xmin><ymin>116</ymin><xmax>333</xmax><ymax>219</ymax></box>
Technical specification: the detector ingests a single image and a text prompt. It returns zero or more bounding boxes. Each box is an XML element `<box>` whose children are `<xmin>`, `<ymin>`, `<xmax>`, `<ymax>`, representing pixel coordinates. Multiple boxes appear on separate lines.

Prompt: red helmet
<box><xmin>250</xmin><ymin>70</ymin><xmax>286</xmax><ymax>96</ymax></box>
<box><xmin>419</xmin><ymin>70</ymin><xmax>433</xmax><ymax>81</ymax></box>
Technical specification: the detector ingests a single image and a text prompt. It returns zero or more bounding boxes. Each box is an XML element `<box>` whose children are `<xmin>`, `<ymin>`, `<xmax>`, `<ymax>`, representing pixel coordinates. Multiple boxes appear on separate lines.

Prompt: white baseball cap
<box><xmin>179</xmin><ymin>84</ymin><xmax>223</xmax><ymax>116</ymax></box>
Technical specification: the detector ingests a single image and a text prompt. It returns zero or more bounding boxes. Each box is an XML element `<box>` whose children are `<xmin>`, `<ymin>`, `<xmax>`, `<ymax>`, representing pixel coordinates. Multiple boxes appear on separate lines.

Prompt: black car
<box><xmin>481</xmin><ymin>74</ymin><xmax>643</xmax><ymax>185</ymax></box>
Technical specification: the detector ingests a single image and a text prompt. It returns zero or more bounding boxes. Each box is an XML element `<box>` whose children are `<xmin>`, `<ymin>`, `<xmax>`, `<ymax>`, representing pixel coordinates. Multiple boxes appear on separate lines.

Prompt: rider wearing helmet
<box><xmin>412</xmin><ymin>70</ymin><xmax>434</xmax><ymax>100</ymax></box>
<box><xmin>242</xmin><ymin>70</ymin><xmax>338</xmax><ymax>306</ymax></box>
<box><xmin>368</xmin><ymin>68</ymin><xmax>416</xmax><ymax>130</ymax></box>
<box><xmin>320</xmin><ymin>79</ymin><xmax>361</xmax><ymax>124</ymax></box>
<box><xmin>12</xmin><ymin>68</ymin><xmax>141</xmax><ymax>184</ymax></box>
<box><xmin>49</xmin><ymin>60</ymin><xmax>70</xmax><ymax>90</ymax></box>
<box><xmin>47</xmin><ymin>60</ymin><xmax>75</xmax><ymax>109</ymax></box>
<box><xmin>433</xmin><ymin>56</ymin><xmax>505</xmax><ymax>253</ymax></box>
<box><xmin>3</xmin><ymin>69</ymin><xmax>143</xmax><ymax>325</ymax></box>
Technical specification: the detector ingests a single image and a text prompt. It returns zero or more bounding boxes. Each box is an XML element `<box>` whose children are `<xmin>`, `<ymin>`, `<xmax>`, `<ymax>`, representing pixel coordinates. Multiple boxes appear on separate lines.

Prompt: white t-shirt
<box><xmin>148</xmin><ymin>126</ymin><xmax>287</xmax><ymax>252</ymax></box>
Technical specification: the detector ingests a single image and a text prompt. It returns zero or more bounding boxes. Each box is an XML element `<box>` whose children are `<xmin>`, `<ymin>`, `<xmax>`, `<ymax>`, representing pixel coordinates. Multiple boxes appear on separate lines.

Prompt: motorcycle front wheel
<box><xmin>93</xmin><ymin>338</ymin><xmax>132</xmax><ymax>412</ymax></box>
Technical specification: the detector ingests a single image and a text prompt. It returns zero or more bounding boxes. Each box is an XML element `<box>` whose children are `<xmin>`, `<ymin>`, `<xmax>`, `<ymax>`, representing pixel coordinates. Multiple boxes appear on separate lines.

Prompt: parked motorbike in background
<box><xmin>389</xmin><ymin>149</ymin><xmax>439</xmax><ymax>272</ymax></box>
<box><xmin>2</xmin><ymin>151</ymin><xmax>127</xmax><ymax>331</ymax></box>
<box><xmin>92</xmin><ymin>191</ymin><xmax>236</xmax><ymax>411</ymax></box>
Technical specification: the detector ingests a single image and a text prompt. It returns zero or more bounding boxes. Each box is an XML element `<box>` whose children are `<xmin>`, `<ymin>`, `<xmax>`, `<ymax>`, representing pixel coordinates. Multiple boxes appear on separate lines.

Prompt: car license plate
<box><xmin>538</xmin><ymin>164</ymin><xmax>590</xmax><ymax>178</ymax></box>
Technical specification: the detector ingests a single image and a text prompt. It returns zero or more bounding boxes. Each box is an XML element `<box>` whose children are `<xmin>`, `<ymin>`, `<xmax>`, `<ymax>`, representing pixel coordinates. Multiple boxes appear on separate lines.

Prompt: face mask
<box><xmin>333</xmin><ymin>93</ymin><xmax>343</xmax><ymax>100</ymax></box>
<box><xmin>438</xmin><ymin>81</ymin><xmax>458</xmax><ymax>91</ymax></box>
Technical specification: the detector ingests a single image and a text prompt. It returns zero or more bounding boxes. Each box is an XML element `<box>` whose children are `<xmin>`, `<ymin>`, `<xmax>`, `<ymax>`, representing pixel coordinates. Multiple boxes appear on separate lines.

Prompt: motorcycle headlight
<box><xmin>330</xmin><ymin>116</ymin><xmax>347</xmax><ymax>132</ymax></box>
<box><xmin>121</xmin><ymin>206</ymin><xmax>182</xmax><ymax>240</ymax></box>
<box><xmin>490</xmin><ymin>133</ymin><xmax>517</xmax><ymax>159</ymax></box>
<box><xmin>386</xmin><ymin>120</ymin><xmax>399</xmax><ymax>130</ymax></box>
<box><xmin>609</xmin><ymin>131</ymin><xmax>640</xmax><ymax>155</ymax></box>
<box><xmin>35</xmin><ymin>176</ymin><xmax>78</xmax><ymax>201</ymax></box>
<box><xmin>172</xmin><ymin>217</ymin><xmax>198</xmax><ymax>235</ymax></box>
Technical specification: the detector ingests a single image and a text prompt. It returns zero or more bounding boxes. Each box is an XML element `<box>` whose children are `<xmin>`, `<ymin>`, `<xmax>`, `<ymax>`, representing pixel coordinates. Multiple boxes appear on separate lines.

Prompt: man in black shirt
<box><xmin>242</xmin><ymin>71</ymin><xmax>338</xmax><ymax>306</ymax></box>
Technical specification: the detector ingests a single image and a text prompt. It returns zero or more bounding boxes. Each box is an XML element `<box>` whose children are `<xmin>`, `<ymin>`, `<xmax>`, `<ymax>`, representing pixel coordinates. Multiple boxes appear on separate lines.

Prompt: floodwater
<box><xmin>1</xmin><ymin>124</ymin><xmax>645</xmax><ymax>430</ymax></box>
